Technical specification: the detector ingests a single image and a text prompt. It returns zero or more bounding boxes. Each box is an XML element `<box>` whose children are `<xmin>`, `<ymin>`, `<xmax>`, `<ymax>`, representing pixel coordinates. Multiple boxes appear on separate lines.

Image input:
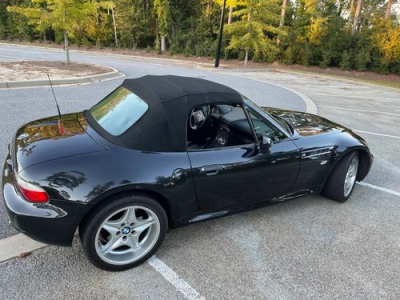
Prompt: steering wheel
<box><xmin>189</xmin><ymin>106</ymin><xmax>210</xmax><ymax>130</ymax></box>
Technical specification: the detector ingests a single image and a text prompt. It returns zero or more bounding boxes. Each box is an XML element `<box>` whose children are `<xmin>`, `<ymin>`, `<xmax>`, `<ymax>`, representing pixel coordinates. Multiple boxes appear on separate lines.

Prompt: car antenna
<box><xmin>47</xmin><ymin>73</ymin><xmax>64</xmax><ymax>135</ymax></box>
<box><xmin>47</xmin><ymin>73</ymin><xmax>62</xmax><ymax>118</ymax></box>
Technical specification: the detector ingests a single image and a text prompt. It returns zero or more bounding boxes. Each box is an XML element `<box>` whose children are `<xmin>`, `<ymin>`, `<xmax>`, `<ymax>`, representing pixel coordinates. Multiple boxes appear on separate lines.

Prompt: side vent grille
<box><xmin>301</xmin><ymin>147</ymin><xmax>334</xmax><ymax>159</ymax></box>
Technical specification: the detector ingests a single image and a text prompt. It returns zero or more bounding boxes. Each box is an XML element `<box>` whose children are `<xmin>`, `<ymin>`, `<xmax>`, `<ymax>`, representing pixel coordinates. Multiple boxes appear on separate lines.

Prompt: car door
<box><xmin>188</xmin><ymin>105</ymin><xmax>300</xmax><ymax>211</ymax></box>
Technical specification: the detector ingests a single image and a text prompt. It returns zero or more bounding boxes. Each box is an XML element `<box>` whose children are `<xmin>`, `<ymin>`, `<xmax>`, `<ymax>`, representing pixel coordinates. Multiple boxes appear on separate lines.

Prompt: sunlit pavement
<box><xmin>0</xmin><ymin>44</ymin><xmax>399</xmax><ymax>300</ymax></box>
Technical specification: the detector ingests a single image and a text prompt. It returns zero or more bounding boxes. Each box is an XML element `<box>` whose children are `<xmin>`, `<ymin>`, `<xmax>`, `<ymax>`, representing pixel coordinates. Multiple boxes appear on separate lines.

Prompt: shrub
<box><xmin>354</xmin><ymin>49</ymin><xmax>371</xmax><ymax>71</ymax></box>
<box><xmin>282</xmin><ymin>46</ymin><xmax>295</xmax><ymax>65</ymax></box>
<box><xmin>300</xmin><ymin>44</ymin><xmax>313</xmax><ymax>66</ymax></box>
<box><xmin>320</xmin><ymin>50</ymin><xmax>332</xmax><ymax>68</ymax></box>
<box><xmin>340</xmin><ymin>51</ymin><xmax>351</xmax><ymax>70</ymax></box>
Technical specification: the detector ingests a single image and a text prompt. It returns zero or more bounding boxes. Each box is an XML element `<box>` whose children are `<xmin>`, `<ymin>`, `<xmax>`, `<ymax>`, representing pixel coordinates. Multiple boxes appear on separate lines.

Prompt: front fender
<box><xmin>291</xmin><ymin>130</ymin><xmax>373</xmax><ymax>189</ymax></box>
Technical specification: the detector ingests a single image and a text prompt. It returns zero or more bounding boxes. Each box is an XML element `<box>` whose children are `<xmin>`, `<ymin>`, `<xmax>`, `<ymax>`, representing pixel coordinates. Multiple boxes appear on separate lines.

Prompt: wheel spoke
<box><xmin>102</xmin><ymin>221</ymin><xmax>120</xmax><ymax>235</ymax></box>
<box><xmin>133</xmin><ymin>218</ymin><xmax>155</xmax><ymax>234</ymax></box>
<box><xmin>101</xmin><ymin>236</ymin><xmax>123</xmax><ymax>254</ymax></box>
<box><xmin>127</xmin><ymin>235</ymin><xmax>140</xmax><ymax>251</ymax></box>
<box><xmin>121</xmin><ymin>207</ymin><xmax>139</xmax><ymax>224</ymax></box>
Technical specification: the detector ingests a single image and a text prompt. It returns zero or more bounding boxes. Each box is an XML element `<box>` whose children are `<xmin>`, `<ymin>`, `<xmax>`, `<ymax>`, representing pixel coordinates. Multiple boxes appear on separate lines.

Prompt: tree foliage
<box><xmin>1</xmin><ymin>0</ymin><xmax>399</xmax><ymax>74</ymax></box>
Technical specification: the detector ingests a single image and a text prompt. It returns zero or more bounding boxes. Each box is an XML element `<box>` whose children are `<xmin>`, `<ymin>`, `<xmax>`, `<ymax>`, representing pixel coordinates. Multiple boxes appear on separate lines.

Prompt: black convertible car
<box><xmin>2</xmin><ymin>75</ymin><xmax>372</xmax><ymax>270</ymax></box>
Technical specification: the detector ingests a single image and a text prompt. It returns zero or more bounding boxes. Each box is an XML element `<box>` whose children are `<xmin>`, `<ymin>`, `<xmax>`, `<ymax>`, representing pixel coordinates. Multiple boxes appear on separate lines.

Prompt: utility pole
<box><xmin>215</xmin><ymin>0</ymin><xmax>227</xmax><ymax>68</ymax></box>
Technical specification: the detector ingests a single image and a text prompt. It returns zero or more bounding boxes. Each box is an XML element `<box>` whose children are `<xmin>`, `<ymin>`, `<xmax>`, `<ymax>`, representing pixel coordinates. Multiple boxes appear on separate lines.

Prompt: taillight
<box><xmin>16</xmin><ymin>175</ymin><xmax>49</xmax><ymax>203</ymax></box>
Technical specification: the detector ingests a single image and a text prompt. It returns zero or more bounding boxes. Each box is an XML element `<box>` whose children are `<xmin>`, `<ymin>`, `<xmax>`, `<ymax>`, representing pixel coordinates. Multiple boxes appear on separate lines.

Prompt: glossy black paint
<box><xmin>2</xmin><ymin>102</ymin><xmax>373</xmax><ymax>246</ymax></box>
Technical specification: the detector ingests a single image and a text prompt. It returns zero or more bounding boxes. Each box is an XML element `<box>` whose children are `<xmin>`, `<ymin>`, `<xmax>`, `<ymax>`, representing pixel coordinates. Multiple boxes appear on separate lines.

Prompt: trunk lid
<box><xmin>13</xmin><ymin>113</ymin><xmax>107</xmax><ymax>172</ymax></box>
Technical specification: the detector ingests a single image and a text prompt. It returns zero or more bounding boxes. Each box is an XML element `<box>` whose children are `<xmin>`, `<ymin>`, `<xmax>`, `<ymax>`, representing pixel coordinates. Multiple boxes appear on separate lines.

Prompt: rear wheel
<box><xmin>322</xmin><ymin>152</ymin><xmax>359</xmax><ymax>202</ymax></box>
<box><xmin>80</xmin><ymin>194</ymin><xmax>167</xmax><ymax>271</ymax></box>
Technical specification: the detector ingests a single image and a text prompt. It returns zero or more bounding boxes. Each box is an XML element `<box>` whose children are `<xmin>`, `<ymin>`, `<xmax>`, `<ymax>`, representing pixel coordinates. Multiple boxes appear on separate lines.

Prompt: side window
<box><xmin>247</xmin><ymin>108</ymin><xmax>286</xmax><ymax>142</ymax></box>
<box><xmin>187</xmin><ymin>104</ymin><xmax>256</xmax><ymax>150</ymax></box>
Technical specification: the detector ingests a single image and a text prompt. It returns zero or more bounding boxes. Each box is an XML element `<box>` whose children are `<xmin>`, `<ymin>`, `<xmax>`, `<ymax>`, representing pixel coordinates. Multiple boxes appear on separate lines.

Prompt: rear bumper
<box><xmin>2</xmin><ymin>156</ymin><xmax>80</xmax><ymax>246</ymax></box>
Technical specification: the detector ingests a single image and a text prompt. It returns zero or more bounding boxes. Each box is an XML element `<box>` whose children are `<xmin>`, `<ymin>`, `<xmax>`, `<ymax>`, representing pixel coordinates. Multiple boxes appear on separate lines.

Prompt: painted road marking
<box><xmin>311</xmin><ymin>93</ymin><xmax>400</xmax><ymax>101</ymax></box>
<box><xmin>0</xmin><ymin>236</ymin><xmax>204</xmax><ymax>300</ymax></box>
<box><xmin>0</xmin><ymin>233</ymin><xmax>46</xmax><ymax>262</ymax></box>
<box><xmin>358</xmin><ymin>182</ymin><xmax>400</xmax><ymax>197</ymax></box>
<box><xmin>353</xmin><ymin>130</ymin><xmax>400</xmax><ymax>140</ymax></box>
<box><xmin>148</xmin><ymin>256</ymin><xmax>205</xmax><ymax>300</ymax></box>
<box><xmin>223</xmin><ymin>72</ymin><xmax>319</xmax><ymax>115</ymax></box>
<box><xmin>319</xmin><ymin>105</ymin><xmax>400</xmax><ymax>117</ymax></box>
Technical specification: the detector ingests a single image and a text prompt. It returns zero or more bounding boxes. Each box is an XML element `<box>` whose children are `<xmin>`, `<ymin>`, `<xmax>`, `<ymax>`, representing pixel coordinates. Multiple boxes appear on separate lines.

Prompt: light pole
<box><xmin>215</xmin><ymin>0</ymin><xmax>227</xmax><ymax>68</ymax></box>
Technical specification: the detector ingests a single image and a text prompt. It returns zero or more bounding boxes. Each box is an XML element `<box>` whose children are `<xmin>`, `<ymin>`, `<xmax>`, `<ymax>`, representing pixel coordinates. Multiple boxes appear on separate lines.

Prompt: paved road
<box><xmin>0</xmin><ymin>44</ymin><xmax>306</xmax><ymax>240</ymax></box>
<box><xmin>0</xmin><ymin>44</ymin><xmax>399</xmax><ymax>300</ymax></box>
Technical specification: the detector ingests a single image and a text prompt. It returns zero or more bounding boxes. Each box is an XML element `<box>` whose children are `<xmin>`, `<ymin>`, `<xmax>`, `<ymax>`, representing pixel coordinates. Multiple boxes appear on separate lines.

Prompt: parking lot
<box><xmin>0</xmin><ymin>44</ymin><xmax>399</xmax><ymax>299</ymax></box>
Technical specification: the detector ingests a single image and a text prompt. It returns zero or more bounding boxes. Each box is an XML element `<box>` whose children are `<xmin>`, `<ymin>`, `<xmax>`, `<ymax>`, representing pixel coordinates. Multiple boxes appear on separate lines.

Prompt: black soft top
<box><xmin>90</xmin><ymin>75</ymin><xmax>243</xmax><ymax>152</ymax></box>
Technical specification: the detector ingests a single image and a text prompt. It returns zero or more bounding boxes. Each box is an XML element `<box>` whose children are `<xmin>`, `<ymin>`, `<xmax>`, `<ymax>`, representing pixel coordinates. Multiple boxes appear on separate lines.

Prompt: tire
<box><xmin>322</xmin><ymin>152</ymin><xmax>359</xmax><ymax>203</ymax></box>
<box><xmin>80</xmin><ymin>194</ymin><xmax>167</xmax><ymax>271</ymax></box>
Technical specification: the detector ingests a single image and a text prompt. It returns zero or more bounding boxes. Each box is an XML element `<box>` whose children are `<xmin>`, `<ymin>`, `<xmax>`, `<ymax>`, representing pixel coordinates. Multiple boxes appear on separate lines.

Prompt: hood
<box><xmin>264</xmin><ymin>108</ymin><xmax>349</xmax><ymax>137</ymax></box>
<box><xmin>13</xmin><ymin>113</ymin><xmax>107</xmax><ymax>172</ymax></box>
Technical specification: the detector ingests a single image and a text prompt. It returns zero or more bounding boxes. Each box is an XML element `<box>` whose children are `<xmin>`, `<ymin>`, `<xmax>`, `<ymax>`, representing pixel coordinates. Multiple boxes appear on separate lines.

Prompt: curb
<box><xmin>0</xmin><ymin>68</ymin><xmax>125</xmax><ymax>89</ymax></box>
<box><xmin>0</xmin><ymin>41</ymin><xmax>220</xmax><ymax>69</ymax></box>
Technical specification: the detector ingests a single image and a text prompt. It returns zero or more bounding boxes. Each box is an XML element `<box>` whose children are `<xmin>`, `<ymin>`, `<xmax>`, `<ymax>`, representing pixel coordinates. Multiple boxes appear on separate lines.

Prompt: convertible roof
<box><xmin>104</xmin><ymin>75</ymin><xmax>244</xmax><ymax>152</ymax></box>
<box><xmin>121</xmin><ymin>75</ymin><xmax>242</xmax><ymax>103</ymax></box>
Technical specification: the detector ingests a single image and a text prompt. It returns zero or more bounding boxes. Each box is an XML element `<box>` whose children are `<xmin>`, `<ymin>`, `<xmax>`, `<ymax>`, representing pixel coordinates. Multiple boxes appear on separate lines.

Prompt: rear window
<box><xmin>90</xmin><ymin>87</ymin><xmax>148</xmax><ymax>136</ymax></box>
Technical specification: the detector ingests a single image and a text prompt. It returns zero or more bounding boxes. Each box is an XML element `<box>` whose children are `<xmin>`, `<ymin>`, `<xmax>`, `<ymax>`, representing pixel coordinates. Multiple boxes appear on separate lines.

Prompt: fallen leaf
<box><xmin>17</xmin><ymin>252</ymin><xmax>32</xmax><ymax>259</ymax></box>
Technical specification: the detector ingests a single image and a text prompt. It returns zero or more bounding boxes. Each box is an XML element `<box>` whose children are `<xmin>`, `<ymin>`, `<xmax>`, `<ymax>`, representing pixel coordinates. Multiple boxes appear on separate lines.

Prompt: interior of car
<box><xmin>187</xmin><ymin>104</ymin><xmax>285</xmax><ymax>150</ymax></box>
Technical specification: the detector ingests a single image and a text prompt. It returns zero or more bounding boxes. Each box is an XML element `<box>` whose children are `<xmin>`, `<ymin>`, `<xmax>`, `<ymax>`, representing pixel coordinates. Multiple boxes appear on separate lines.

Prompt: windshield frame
<box><xmin>243</xmin><ymin>97</ymin><xmax>292</xmax><ymax>139</ymax></box>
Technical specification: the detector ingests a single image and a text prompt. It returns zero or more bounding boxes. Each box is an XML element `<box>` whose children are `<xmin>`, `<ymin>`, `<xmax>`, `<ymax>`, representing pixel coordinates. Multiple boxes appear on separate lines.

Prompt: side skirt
<box><xmin>171</xmin><ymin>186</ymin><xmax>322</xmax><ymax>228</ymax></box>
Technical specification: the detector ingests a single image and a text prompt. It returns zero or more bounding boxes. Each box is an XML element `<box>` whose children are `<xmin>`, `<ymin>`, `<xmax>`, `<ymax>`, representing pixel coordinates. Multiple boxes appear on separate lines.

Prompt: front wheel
<box><xmin>80</xmin><ymin>194</ymin><xmax>167</xmax><ymax>271</ymax></box>
<box><xmin>322</xmin><ymin>152</ymin><xmax>359</xmax><ymax>202</ymax></box>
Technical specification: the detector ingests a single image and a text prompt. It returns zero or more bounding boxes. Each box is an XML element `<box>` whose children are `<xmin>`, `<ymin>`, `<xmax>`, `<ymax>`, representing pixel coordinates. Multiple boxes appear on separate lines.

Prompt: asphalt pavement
<box><xmin>0</xmin><ymin>44</ymin><xmax>399</xmax><ymax>300</ymax></box>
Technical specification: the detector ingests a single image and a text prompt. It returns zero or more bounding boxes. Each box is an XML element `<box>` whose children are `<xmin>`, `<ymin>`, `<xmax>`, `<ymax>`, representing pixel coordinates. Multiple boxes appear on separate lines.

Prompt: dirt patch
<box><xmin>0</xmin><ymin>61</ymin><xmax>113</xmax><ymax>82</ymax></box>
<box><xmin>272</xmin><ymin>63</ymin><xmax>400</xmax><ymax>87</ymax></box>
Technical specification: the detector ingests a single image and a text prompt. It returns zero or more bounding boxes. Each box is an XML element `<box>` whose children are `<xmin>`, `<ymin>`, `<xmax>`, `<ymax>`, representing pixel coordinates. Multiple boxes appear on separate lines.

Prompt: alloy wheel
<box><xmin>95</xmin><ymin>206</ymin><xmax>160</xmax><ymax>265</ymax></box>
<box><xmin>344</xmin><ymin>156</ymin><xmax>359</xmax><ymax>197</ymax></box>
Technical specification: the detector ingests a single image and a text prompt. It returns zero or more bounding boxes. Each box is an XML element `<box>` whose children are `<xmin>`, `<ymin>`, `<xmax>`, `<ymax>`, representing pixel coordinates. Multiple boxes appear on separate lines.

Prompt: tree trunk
<box><xmin>160</xmin><ymin>36</ymin><xmax>167</xmax><ymax>52</ymax></box>
<box><xmin>64</xmin><ymin>30</ymin><xmax>70</xmax><ymax>64</ymax></box>
<box><xmin>111</xmin><ymin>7</ymin><xmax>118</xmax><ymax>47</ymax></box>
<box><xmin>277</xmin><ymin>0</ymin><xmax>288</xmax><ymax>45</ymax></box>
<box><xmin>244</xmin><ymin>48</ymin><xmax>249</xmax><ymax>66</ymax></box>
<box><xmin>228</xmin><ymin>6</ymin><xmax>233</xmax><ymax>24</ymax></box>
<box><xmin>351</xmin><ymin>0</ymin><xmax>362</xmax><ymax>36</ymax></box>
<box><xmin>349</xmin><ymin>0</ymin><xmax>355</xmax><ymax>20</ymax></box>
<box><xmin>96</xmin><ymin>9</ymin><xmax>100</xmax><ymax>48</ymax></box>
<box><xmin>279</xmin><ymin>0</ymin><xmax>288</xmax><ymax>27</ymax></box>
<box><xmin>385</xmin><ymin>0</ymin><xmax>393</xmax><ymax>19</ymax></box>
<box><xmin>244</xmin><ymin>11</ymin><xmax>251</xmax><ymax>66</ymax></box>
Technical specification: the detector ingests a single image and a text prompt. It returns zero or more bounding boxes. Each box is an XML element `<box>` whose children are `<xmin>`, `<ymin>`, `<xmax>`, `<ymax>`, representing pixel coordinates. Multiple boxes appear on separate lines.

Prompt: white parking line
<box><xmin>0</xmin><ymin>234</ymin><xmax>204</xmax><ymax>299</ymax></box>
<box><xmin>319</xmin><ymin>105</ymin><xmax>400</xmax><ymax>117</ymax></box>
<box><xmin>148</xmin><ymin>256</ymin><xmax>205</xmax><ymax>300</ymax></box>
<box><xmin>358</xmin><ymin>182</ymin><xmax>400</xmax><ymax>197</ymax></box>
<box><xmin>353</xmin><ymin>130</ymin><xmax>400</xmax><ymax>140</ymax></box>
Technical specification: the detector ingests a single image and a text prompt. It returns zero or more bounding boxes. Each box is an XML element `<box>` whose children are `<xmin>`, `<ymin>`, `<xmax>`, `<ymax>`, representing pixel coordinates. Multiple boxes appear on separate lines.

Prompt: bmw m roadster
<box><xmin>2</xmin><ymin>75</ymin><xmax>373</xmax><ymax>270</ymax></box>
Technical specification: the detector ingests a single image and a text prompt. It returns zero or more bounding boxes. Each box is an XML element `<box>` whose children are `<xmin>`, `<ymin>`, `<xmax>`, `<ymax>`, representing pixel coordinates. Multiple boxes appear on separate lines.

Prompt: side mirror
<box><xmin>259</xmin><ymin>136</ymin><xmax>273</xmax><ymax>149</ymax></box>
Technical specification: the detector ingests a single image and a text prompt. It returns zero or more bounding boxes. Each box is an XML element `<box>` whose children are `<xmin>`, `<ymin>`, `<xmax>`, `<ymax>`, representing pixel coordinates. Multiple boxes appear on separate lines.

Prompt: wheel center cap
<box><xmin>122</xmin><ymin>227</ymin><xmax>131</xmax><ymax>234</ymax></box>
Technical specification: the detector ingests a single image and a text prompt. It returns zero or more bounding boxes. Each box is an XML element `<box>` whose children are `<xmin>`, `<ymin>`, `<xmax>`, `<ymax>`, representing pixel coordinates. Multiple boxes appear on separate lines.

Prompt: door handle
<box><xmin>200</xmin><ymin>165</ymin><xmax>222</xmax><ymax>176</ymax></box>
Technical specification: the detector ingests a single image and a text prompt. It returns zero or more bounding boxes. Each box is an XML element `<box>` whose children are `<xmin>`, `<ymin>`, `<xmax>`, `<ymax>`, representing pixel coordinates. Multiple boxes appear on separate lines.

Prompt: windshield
<box><xmin>90</xmin><ymin>87</ymin><xmax>148</xmax><ymax>136</ymax></box>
